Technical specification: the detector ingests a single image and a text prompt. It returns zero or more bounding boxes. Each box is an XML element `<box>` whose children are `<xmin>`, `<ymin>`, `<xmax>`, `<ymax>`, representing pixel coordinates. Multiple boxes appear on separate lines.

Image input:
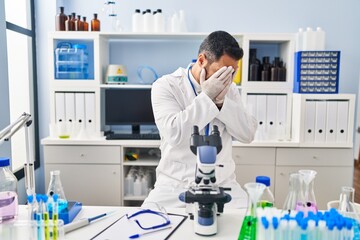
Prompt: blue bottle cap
<box><xmin>272</xmin><ymin>217</ymin><xmax>279</xmax><ymax>229</ymax></box>
<box><xmin>27</xmin><ymin>195</ymin><xmax>34</xmax><ymax>203</ymax></box>
<box><xmin>53</xmin><ymin>194</ymin><xmax>59</xmax><ymax>202</ymax></box>
<box><xmin>0</xmin><ymin>157</ymin><xmax>10</xmax><ymax>167</ymax></box>
<box><xmin>255</xmin><ymin>176</ymin><xmax>270</xmax><ymax>187</ymax></box>
<box><xmin>36</xmin><ymin>194</ymin><xmax>42</xmax><ymax>203</ymax></box>
<box><xmin>261</xmin><ymin>216</ymin><xmax>269</xmax><ymax>229</ymax></box>
<box><xmin>42</xmin><ymin>195</ymin><xmax>48</xmax><ymax>203</ymax></box>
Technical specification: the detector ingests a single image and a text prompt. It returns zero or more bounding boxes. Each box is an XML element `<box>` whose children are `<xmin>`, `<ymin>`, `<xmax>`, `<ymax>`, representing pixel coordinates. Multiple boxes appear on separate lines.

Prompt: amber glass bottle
<box><xmin>55</xmin><ymin>6</ymin><xmax>67</xmax><ymax>31</ymax></box>
<box><xmin>75</xmin><ymin>15</ymin><xmax>84</xmax><ymax>31</ymax></box>
<box><xmin>83</xmin><ymin>17</ymin><xmax>89</xmax><ymax>31</ymax></box>
<box><xmin>91</xmin><ymin>13</ymin><xmax>100</xmax><ymax>31</ymax></box>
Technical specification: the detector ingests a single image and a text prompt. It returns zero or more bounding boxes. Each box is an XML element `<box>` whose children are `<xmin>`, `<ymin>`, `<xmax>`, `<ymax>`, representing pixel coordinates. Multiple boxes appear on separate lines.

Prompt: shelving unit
<box><xmin>42</xmin><ymin>31</ymin><xmax>356</xmax><ymax>208</ymax></box>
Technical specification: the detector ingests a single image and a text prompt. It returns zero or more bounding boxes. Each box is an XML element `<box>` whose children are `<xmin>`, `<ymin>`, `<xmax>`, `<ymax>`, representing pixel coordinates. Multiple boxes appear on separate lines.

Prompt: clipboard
<box><xmin>91</xmin><ymin>211</ymin><xmax>187</xmax><ymax>240</ymax></box>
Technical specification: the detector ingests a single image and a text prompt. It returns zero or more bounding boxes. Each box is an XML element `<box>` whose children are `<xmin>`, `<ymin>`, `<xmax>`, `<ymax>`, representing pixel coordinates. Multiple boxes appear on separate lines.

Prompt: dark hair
<box><xmin>198</xmin><ymin>31</ymin><xmax>243</xmax><ymax>63</ymax></box>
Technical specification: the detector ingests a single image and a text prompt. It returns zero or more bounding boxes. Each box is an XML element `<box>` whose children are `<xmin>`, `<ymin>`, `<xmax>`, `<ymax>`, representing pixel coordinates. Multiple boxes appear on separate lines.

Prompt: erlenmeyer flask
<box><xmin>338</xmin><ymin>186</ymin><xmax>356</xmax><ymax>213</ymax></box>
<box><xmin>298</xmin><ymin>169</ymin><xmax>318</xmax><ymax>214</ymax></box>
<box><xmin>283</xmin><ymin>173</ymin><xmax>304</xmax><ymax>213</ymax></box>
<box><xmin>238</xmin><ymin>182</ymin><xmax>266</xmax><ymax>240</ymax></box>
<box><xmin>47</xmin><ymin>170</ymin><xmax>68</xmax><ymax>212</ymax></box>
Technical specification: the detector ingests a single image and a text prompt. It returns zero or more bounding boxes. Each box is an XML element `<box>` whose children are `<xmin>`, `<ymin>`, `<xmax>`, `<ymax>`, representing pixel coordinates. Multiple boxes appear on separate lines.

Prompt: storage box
<box><xmin>293</xmin><ymin>51</ymin><xmax>340</xmax><ymax>93</ymax></box>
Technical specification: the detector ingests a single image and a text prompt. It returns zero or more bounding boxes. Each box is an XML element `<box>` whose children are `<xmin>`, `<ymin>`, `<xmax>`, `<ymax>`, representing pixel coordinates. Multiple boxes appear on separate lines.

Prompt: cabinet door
<box><xmin>275</xmin><ymin>166</ymin><xmax>353</xmax><ymax>210</ymax></box>
<box><xmin>235</xmin><ymin>165</ymin><xmax>275</xmax><ymax>193</ymax></box>
<box><xmin>45</xmin><ymin>164</ymin><xmax>121</xmax><ymax>206</ymax></box>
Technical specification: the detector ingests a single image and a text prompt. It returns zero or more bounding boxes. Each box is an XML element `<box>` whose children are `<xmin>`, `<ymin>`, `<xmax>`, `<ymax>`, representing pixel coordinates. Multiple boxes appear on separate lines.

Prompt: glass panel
<box><xmin>6</xmin><ymin>29</ymin><xmax>34</xmax><ymax>171</ymax></box>
<box><xmin>4</xmin><ymin>0</ymin><xmax>31</xmax><ymax>30</ymax></box>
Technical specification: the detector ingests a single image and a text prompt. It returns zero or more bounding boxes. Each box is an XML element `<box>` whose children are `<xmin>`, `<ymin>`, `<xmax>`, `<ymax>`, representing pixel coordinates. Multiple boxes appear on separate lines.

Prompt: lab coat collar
<box><xmin>187</xmin><ymin>63</ymin><xmax>202</xmax><ymax>95</ymax></box>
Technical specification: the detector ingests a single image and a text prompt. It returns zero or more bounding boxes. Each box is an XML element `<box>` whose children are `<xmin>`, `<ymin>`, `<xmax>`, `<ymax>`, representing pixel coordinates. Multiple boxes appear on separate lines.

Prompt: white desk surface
<box><xmin>18</xmin><ymin>205</ymin><xmax>246</xmax><ymax>240</ymax></box>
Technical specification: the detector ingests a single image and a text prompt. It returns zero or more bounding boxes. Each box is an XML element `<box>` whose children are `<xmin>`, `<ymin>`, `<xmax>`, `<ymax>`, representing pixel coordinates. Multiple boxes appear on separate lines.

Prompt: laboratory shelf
<box><xmin>123</xmin><ymin>196</ymin><xmax>147</xmax><ymax>201</ymax></box>
<box><xmin>100</xmin><ymin>84</ymin><xmax>152</xmax><ymax>89</ymax></box>
<box><xmin>123</xmin><ymin>159</ymin><xmax>159</xmax><ymax>166</ymax></box>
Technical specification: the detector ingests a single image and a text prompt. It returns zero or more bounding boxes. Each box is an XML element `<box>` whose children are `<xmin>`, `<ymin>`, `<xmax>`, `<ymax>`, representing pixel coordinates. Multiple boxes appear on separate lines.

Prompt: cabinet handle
<box><xmin>113</xmin><ymin>171</ymin><xmax>117</xmax><ymax>175</ymax></box>
<box><xmin>80</xmin><ymin>153</ymin><xmax>85</xmax><ymax>157</ymax></box>
<box><xmin>235</xmin><ymin>155</ymin><xmax>241</xmax><ymax>159</ymax></box>
<box><xmin>280</xmin><ymin>172</ymin><xmax>285</xmax><ymax>176</ymax></box>
<box><xmin>313</xmin><ymin>156</ymin><xmax>318</xmax><ymax>160</ymax></box>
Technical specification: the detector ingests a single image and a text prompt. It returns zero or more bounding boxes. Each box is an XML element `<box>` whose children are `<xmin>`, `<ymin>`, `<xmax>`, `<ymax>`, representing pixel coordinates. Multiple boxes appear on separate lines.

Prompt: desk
<box><xmin>18</xmin><ymin>205</ymin><xmax>245</xmax><ymax>240</ymax></box>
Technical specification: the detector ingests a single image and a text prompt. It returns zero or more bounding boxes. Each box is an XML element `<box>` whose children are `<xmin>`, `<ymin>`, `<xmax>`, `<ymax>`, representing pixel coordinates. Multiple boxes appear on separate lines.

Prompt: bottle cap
<box><xmin>157</xmin><ymin>9</ymin><xmax>162</xmax><ymax>13</ymax></box>
<box><xmin>0</xmin><ymin>157</ymin><xmax>10</xmax><ymax>167</ymax></box>
<box><xmin>146</xmin><ymin>9</ymin><xmax>151</xmax><ymax>13</ymax></box>
<box><xmin>256</xmin><ymin>176</ymin><xmax>270</xmax><ymax>187</ymax></box>
<box><xmin>135</xmin><ymin>9</ymin><xmax>141</xmax><ymax>13</ymax></box>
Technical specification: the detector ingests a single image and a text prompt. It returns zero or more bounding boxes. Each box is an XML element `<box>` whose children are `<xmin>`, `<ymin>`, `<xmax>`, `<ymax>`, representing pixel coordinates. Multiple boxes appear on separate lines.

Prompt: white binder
<box><xmin>65</xmin><ymin>93</ymin><xmax>75</xmax><ymax>124</ymax></box>
<box><xmin>266</xmin><ymin>95</ymin><xmax>277</xmax><ymax>140</ymax></box>
<box><xmin>85</xmin><ymin>93</ymin><xmax>96</xmax><ymax>134</ymax></box>
<box><xmin>336</xmin><ymin>101</ymin><xmax>349</xmax><ymax>143</ymax></box>
<box><xmin>256</xmin><ymin>95</ymin><xmax>267</xmax><ymax>141</ymax></box>
<box><xmin>325</xmin><ymin>101</ymin><xmax>337</xmax><ymax>143</ymax></box>
<box><xmin>55</xmin><ymin>92</ymin><xmax>65</xmax><ymax>124</ymax></box>
<box><xmin>314</xmin><ymin>101</ymin><xmax>327</xmax><ymax>143</ymax></box>
<box><xmin>276</xmin><ymin>95</ymin><xmax>287</xmax><ymax>140</ymax></box>
<box><xmin>304</xmin><ymin>101</ymin><xmax>316</xmax><ymax>142</ymax></box>
<box><xmin>75</xmin><ymin>93</ymin><xmax>85</xmax><ymax>125</ymax></box>
<box><xmin>247</xmin><ymin>94</ymin><xmax>257</xmax><ymax>118</ymax></box>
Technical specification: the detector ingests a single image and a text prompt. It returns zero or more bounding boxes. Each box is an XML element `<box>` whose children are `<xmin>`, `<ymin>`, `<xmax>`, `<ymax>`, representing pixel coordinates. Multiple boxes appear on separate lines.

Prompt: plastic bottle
<box><xmin>303</xmin><ymin>27</ymin><xmax>316</xmax><ymax>51</ymax></box>
<box><xmin>171</xmin><ymin>12</ymin><xmax>180</xmax><ymax>32</ymax></box>
<box><xmin>154</xmin><ymin>9</ymin><xmax>165</xmax><ymax>33</ymax></box>
<box><xmin>91</xmin><ymin>13</ymin><xmax>100</xmax><ymax>31</ymax></box>
<box><xmin>133</xmin><ymin>178</ymin><xmax>142</xmax><ymax>196</ymax></box>
<box><xmin>141</xmin><ymin>176</ymin><xmax>148</xmax><ymax>195</ymax></box>
<box><xmin>179</xmin><ymin>10</ymin><xmax>187</xmax><ymax>32</ymax></box>
<box><xmin>143</xmin><ymin>9</ymin><xmax>152</xmax><ymax>32</ymax></box>
<box><xmin>82</xmin><ymin>16</ymin><xmax>89</xmax><ymax>31</ymax></box>
<box><xmin>0</xmin><ymin>157</ymin><xmax>18</xmax><ymax>222</ymax></box>
<box><xmin>124</xmin><ymin>173</ymin><xmax>134</xmax><ymax>196</ymax></box>
<box><xmin>295</xmin><ymin>28</ymin><xmax>304</xmax><ymax>52</ymax></box>
<box><xmin>132</xmin><ymin>9</ymin><xmax>142</xmax><ymax>32</ymax></box>
<box><xmin>315</xmin><ymin>27</ymin><xmax>326</xmax><ymax>50</ymax></box>
<box><xmin>256</xmin><ymin>176</ymin><xmax>275</xmax><ymax>208</ymax></box>
<box><xmin>55</xmin><ymin>6</ymin><xmax>67</xmax><ymax>31</ymax></box>
<box><xmin>47</xmin><ymin>170</ymin><xmax>68</xmax><ymax>212</ymax></box>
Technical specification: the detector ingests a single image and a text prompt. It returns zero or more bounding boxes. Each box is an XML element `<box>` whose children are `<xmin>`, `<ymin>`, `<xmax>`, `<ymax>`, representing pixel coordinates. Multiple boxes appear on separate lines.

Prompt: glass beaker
<box><xmin>338</xmin><ymin>186</ymin><xmax>356</xmax><ymax>213</ymax></box>
<box><xmin>298</xmin><ymin>169</ymin><xmax>318</xmax><ymax>214</ymax></box>
<box><xmin>238</xmin><ymin>182</ymin><xmax>266</xmax><ymax>240</ymax></box>
<box><xmin>47</xmin><ymin>170</ymin><xmax>68</xmax><ymax>212</ymax></box>
<box><xmin>283</xmin><ymin>173</ymin><xmax>304</xmax><ymax>213</ymax></box>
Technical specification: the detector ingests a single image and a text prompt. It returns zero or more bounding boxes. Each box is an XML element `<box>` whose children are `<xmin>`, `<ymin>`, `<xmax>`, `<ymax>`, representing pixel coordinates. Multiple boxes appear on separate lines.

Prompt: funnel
<box><xmin>244</xmin><ymin>182</ymin><xmax>266</xmax><ymax>205</ymax></box>
<box><xmin>299</xmin><ymin>170</ymin><xmax>317</xmax><ymax>185</ymax></box>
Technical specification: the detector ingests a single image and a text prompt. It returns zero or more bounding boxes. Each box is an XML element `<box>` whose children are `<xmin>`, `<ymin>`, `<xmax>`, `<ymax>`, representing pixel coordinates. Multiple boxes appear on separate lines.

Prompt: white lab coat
<box><xmin>143</xmin><ymin>66</ymin><xmax>257</xmax><ymax>209</ymax></box>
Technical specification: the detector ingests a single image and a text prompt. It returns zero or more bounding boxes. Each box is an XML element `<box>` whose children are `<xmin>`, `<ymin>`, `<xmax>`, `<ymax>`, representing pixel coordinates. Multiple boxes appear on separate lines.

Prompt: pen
<box><xmin>129</xmin><ymin>225</ymin><xmax>172</xmax><ymax>239</ymax></box>
<box><xmin>64</xmin><ymin>211</ymin><xmax>115</xmax><ymax>233</ymax></box>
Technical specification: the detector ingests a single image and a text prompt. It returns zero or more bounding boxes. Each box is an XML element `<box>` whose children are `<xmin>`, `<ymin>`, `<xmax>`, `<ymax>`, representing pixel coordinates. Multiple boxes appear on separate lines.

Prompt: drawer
<box><xmin>232</xmin><ymin>147</ymin><xmax>275</xmax><ymax>165</ymax></box>
<box><xmin>276</xmin><ymin>148</ymin><xmax>353</xmax><ymax>166</ymax></box>
<box><xmin>44</xmin><ymin>145</ymin><xmax>121</xmax><ymax>164</ymax></box>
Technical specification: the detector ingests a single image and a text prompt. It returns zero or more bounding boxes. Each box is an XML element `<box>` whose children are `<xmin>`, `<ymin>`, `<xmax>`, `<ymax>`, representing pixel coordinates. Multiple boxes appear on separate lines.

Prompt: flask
<box><xmin>283</xmin><ymin>173</ymin><xmax>304</xmax><ymax>213</ymax></box>
<box><xmin>0</xmin><ymin>157</ymin><xmax>18</xmax><ymax>222</ymax></box>
<box><xmin>154</xmin><ymin>9</ymin><xmax>165</xmax><ymax>33</ymax></box>
<box><xmin>298</xmin><ymin>169</ymin><xmax>318</xmax><ymax>215</ymax></box>
<box><xmin>338</xmin><ymin>186</ymin><xmax>356</xmax><ymax>213</ymax></box>
<box><xmin>132</xmin><ymin>9</ymin><xmax>142</xmax><ymax>32</ymax></box>
<box><xmin>238</xmin><ymin>182</ymin><xmax>266</xmax><ymax>240</ymax></box>
<box><xmin>55</xmin><ymin>6</ymin><xmax>67</xmax><ymax>31</ymax></box>
<box><xmin>255</xmin><ymin>176</ymin><xmax>274</xmax><ymax>208</ymax></box>
<box><xmin>47</xmin><ymin>170</ymin><xmax>68</xmax><ymax>212</ymax></box>
<box><xmin>82</xmin><ymin>16</ymin><xmax>89</xmax><ymax>31</ymax></box>
<box><xmin>91</xmin><ymin>13</ymin><xmax>100</xmax><ymax>31</ymax></box>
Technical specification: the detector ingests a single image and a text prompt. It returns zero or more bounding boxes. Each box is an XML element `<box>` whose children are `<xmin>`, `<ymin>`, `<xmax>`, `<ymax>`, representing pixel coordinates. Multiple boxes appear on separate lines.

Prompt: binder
<box><xmin>276</xmin><ymin>95</ymin><xmax>287</xmax><ymax>140</ymax></box>
<box><xmin>336</xmin><ymin>100</ymin><xmax>349</xmax><ymax>143</ymax></box>
<box><xmin>256</xmin><ymin>95</ymin><xmax>267</xmax><ymax>141</ymax></box>
<box><xmin>314</xmin><ymin>101</ymin><xmax>327</xmax><ymax>143</ymax></box>
<box><xmin>266</xmin><ymin>95</ymin><xmax>277</xmax><ymax>140</ymax></box>
<box><xmin>75</xmin><ymin>93</ymin><xmax>86</xmax><ymax>125</ymax></box>
<box><xmin>85</xmin><ymin>93</ymin><xmax>96</xmax><ymax>134</ymax></box>
<box><xmin>304</xmin><ymin>101</ymin><xmax>316</xmax><ymax>142</ymax></box>
<box><xmin>246</xmin><ymin>94</ymin><xmax>257</xmax><ymax>118</ymax></box>
<box><xmin>65</xmin><ymin>93</ymin><xmax>76</xmax><ymax>124</ymax></box>
<box><xmin>325</xmin><ymin>101</ymin><xmax>337</xmax><ymax>143</ymax></box>
<box><xmin>55</xmin><ymin>92</ymin><xmax>65</xmax><ymax>124</ymax></box>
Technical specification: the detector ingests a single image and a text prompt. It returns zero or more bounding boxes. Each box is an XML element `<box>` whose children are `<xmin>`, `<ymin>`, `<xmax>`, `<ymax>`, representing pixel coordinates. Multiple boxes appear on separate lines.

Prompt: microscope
<box><xmin>179</xmin><ymin>125</ymin><xmax>232</xmax><ymax>236</ymax></box>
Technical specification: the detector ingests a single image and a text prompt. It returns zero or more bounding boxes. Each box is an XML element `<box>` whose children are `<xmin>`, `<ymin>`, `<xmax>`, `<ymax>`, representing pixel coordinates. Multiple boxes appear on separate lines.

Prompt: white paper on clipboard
<box><xmin>91</xmin><ymin>209</ymin><xmax>187</xmax><ymax>240</ymax></box>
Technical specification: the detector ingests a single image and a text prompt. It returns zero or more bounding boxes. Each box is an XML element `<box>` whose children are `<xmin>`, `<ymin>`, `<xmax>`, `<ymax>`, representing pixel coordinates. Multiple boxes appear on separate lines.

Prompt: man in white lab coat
<box><xmin>143</xmin><ymin>31</ymin><xmax>257</xmax><ymax>208</ymax></box>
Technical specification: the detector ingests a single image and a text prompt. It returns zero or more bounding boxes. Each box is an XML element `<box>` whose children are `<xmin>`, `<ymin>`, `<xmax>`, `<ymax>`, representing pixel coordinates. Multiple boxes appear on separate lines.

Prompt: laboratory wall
<box><xmin>34</xmin><ymin>0</ymin><xmax>360</xmax><ymax>194</ymax></box>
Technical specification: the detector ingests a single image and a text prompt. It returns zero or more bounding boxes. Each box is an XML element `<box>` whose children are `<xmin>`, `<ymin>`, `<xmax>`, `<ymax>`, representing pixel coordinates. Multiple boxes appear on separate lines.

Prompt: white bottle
<box><xmin>133</xmin><ymin>178</ymin><xmax>142</xmax><ymax>196</ymax></box>
<box><xmin>171</xmin><ymin>12</ymin><xmax>180</xmax><ymax>33</ymax></box>
<box><xmin>132</xmin><ymin>9</ymin><xmax>142</xmax><ymax>32</ymax></box>
<box><xmin>141</xmin><ymin>176</ymin><xmax>148</xmax><ymax>195</ymax></box>
<box><xmin>179</xmin><ymin>10</ymin><xmax>187</xmax><ymax>32</ymax></box>
<box><xmin>154</xmin><ymin>9</ymin><xmax>165</xmax><ymax>32</ymax></box>
<box><xmin>303</xmin><ymin>27</ymin><xmax>316</xmax><ymax>51</ymax></box>
<box><xmin>124</xmin><ymin>174</ymin><xmax>134</xmax><ymax>196</ymax></box>
<box><xmin>315</xmin><ymin>27</ymin><xmax>326</xmax><ymax>50</ymax></box>
<box><xmin>296</xmin><ymin>28</ymin><xmax>304</xmax><ymax>52</ymax></box>
<box><xmin>143</xmin><ymin>9</ymin><xmax>153</xmax><ymax>32</ymax></box>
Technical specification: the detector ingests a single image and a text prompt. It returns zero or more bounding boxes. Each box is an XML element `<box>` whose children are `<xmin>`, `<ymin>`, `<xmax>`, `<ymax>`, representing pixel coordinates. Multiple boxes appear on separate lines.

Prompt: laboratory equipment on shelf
<box><xmin>47</xmin><ymin>170</ymin><xmax>68</xmax><ymax>212</ymax></box>
<box><xmin>0</xmin><ymin>157</ymin><xmax>18</xmax><ymax>222</ymax></box>
<box><xmin>91</xmin><ymin>13</ymin><xmax>100</xmax><ymax>31</ymax></box>
<box><xmin>0</xmin><ymin>112</ymin><xmax>36</xmax><ymax>198</ymax></box>
<box><xmin>105</xmin><ymin>64</ymin><xmax>128</xmax><ymax>84</ymax></box>
<box><xmin>297</xmin><ymin>169</ymin><xmax>318</xmax><ymax>214</ymax></box>
<box><xmin>283</xmin><ymin>172</ymin><xmax>303</xmax><ymax>213</ymax></box>
<box><xmin>55</xmin><ymin>6</ymin><xmax>67</xmax><ymax>31</ymax></box>
<box><xmin>339</xmin><ymin>186</ymin><xmax>356</xmax><ymax>213</ymax></box>
<box><xmin>255</xmin><ymin>176</ymin><xmax>274</xmax><ymax>208</ymax></box>
<box><xmin>179</xmin><ymin>125</ymin><xmax>232</xmax><ymax>236</ymax></box>
<box><xmin>238</xmin><ymin>182</ymin><xmax>266</xmax><ymax>240</ymax></box>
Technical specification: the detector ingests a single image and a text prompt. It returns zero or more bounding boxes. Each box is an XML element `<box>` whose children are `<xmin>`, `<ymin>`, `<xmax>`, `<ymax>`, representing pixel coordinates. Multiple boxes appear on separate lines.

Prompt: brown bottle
<box><xmin>70</xmin><ymin>13</ymin><xmax>76</xmax><ymax>31</ymax></box>
<box><xmin>55</xmin><ymin>6</ymin><xmax>67</xmax><ymax>31</ymax></box>
<box><xmin>75</xmin><ymin>15</ymin><xmax>84</xmax><ymax>31</ymax></box>
<box><xmin>83</xmin><ymin>17</ymin><xmax>89</xmax><ymax>31</ymax></box>
<box><xmin>91</xmin><ymin>13</ymin><xmax>100</xmax><ymax>31</ymax></box>
<box><xmin>65</xmin><ymin>15</ymin><xmax>72</xmax><ymax>31</ymax></box>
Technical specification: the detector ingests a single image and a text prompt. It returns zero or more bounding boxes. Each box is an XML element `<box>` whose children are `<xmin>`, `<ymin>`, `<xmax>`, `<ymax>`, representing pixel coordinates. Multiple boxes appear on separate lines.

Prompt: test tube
<box><xmin>53</xmin><ymin>194</ymin><xmax>59</xmax><ymax>240</ymax></box>
<box><xmin>24</xmin><ymin>163</ymin><xmax>35</xmax><ymax>196</ymax></box>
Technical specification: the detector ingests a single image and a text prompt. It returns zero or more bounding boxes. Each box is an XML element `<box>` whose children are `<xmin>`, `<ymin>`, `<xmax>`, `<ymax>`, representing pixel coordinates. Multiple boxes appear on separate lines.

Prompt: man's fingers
<box><xmin>200</xmin><ymin>68</ymin><xmax>206</xmax><ymax>84</ymax></box>
<box><xmin>211</xmin><ymin>66</ymin><xmax>228</xmax><ymax>78</ymax></box>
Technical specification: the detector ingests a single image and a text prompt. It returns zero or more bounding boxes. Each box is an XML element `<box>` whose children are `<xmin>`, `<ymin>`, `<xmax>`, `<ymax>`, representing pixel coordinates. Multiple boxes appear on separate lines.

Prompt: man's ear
<box><xmin>197</xmin><ymin>53</ymin><xmax>208</xmax><ymax>68</ymax></box>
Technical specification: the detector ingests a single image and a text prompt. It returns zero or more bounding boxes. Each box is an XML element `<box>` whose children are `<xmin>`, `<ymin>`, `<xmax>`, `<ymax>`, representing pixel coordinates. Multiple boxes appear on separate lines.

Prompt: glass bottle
<box><xmin>256</xmin><ymin>176</ymin><xmax>274</xmax><ymax>208</ymax></box>
<box><xmin>91</xmin><ymin>13</ymin><xmax>100</xmax><ymax>31</ymax></box>
<box><xmin>0</xmin><ymin>157</ymin><xmax>18</xmax><ymax>222</ymax></box>
<box><xmin>271</xmin><ymin>57</ymin><xmax>280</xmax><ymax>81</ymax></box>
<box><xmin>65</xmin><ymin>15</ymin><xmax>72</xmax><ymax>31</ymax></box>
<box><xmin>278</xmin><ymin>60</ymin><xmax>286</xmax><ymax>82</ymax></box>
<box><xmin>55</xmin><ymin>6</ymin><xmax>67</xmax><ymax>31</ymax></box>
<box><xmin>298</xmin><ymin>169</ymin><xmax>318</xmax><ymax>215</ymax></box>
<box><xmin>75</xmin><ymin>15</ymin><xmax>83</xmax><ymax>31</ymax></box>
<box><xmin>283</xmin><ymin>173</ymin><xmax>304</xmax><ymax>213</ymax></box>
<box><xmin>338</xmin><ymin>186</ymin><xmax>356</xmax><ymax>213</ymax></box>
<box><xmin>82</xmin><ymin>16</ymin><xmax>89</xmax><ymax>31</ymax></box>
<box><xmin>238</xmin><ymin>182</ymin><xmax>266</xmax><ymax>240</ymax></box>
<box><xmin>261</xmin><ymin>56</ymin><xmax>271</xmax><ymax>81</ymax></box>
<box><xmin>47</xmin><ymin>170</ymin><xmax>68</xmax><ymax>212</ymax></box>
<box><xmin>248</xmin><ymin>48</ymin><xmax>260</xmax><ymax>81</ymax></box>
